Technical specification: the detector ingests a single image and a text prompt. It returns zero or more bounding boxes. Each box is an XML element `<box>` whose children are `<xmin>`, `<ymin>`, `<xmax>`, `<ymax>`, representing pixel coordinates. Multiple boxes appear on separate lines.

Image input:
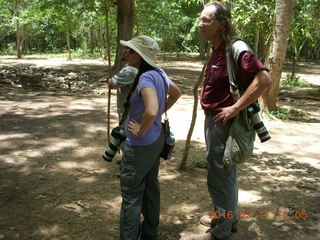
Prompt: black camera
<box><xmin>247</xmin><ymin>102</ymin><xmax>271</xmax><ymax>143</ymax></box>
<box><xmin>102</xmin><ymin>126</ymin><xmax>126</xmax><ymax>162</ymax></box>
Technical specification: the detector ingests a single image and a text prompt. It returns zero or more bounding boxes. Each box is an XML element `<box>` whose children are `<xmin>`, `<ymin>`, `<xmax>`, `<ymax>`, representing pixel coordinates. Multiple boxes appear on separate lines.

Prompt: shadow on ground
<box><xmin>0</xmin><ymin>59</ymin><xmax>319</xmax><ymax>240</ymax></box>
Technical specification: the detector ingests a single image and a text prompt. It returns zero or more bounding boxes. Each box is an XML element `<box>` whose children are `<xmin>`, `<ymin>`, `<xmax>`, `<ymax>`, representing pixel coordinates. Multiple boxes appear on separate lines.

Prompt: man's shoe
<box><xmin>200</xmin><ymin>215</ymin><xmax>238</xmax><ymax>233</ymax></box>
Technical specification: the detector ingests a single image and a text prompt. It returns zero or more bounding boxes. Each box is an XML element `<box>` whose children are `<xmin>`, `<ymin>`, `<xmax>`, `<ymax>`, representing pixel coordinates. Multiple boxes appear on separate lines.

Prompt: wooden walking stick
<box><xmin>107</xmin><ymin>88</ymin><xmax>111</xmax><ymax>143</ymax></box>
<box><xmin>106</xmin><ymin>4</ymin><xmax>112</xmax><ymax>144</ymax></box>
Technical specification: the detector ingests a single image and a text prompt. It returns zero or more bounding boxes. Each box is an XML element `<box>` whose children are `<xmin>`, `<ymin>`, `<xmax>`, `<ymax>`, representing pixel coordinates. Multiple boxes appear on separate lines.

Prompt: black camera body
<box><xmin>247</xmin><ymin>102</ymin><xmax>271</xmax><ymax>143</ymax></box>
<box><xmin>102</xmin><ymin>126</ymin><xmax>126</xmax><ymax>162</ymax></box>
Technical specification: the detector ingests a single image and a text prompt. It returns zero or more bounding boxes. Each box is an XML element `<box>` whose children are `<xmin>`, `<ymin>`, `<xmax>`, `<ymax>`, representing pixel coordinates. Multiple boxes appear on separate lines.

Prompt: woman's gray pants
<box><xmin>120</xmin><ymin>132</ymin><xmax>164</xmax><ymax>240</ymax></box>
<box><xmin>204</xmin><ymin>115</ymin><xmax>238</xmax><ymax>239</ymax></box>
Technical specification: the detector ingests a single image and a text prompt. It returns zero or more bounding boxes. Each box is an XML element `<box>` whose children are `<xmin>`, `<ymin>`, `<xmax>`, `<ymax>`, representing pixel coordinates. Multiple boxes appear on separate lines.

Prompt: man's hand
<box><xmin>128</xmin><ymin>119</ymin><xmax>142</xmax><ymax>137</ymax></box>
<box><xmin>214</xmin><ymin>105</ymin><xmax>239</xmax><ymax>125</ymax></box>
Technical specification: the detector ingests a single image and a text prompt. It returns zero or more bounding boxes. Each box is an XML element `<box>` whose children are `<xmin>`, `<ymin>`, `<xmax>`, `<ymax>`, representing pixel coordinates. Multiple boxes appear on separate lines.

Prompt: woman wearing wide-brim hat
<box><xmin>118</xmin><ymin>35</ymin><xmax>181</xmax><ymax>240</ymax></box>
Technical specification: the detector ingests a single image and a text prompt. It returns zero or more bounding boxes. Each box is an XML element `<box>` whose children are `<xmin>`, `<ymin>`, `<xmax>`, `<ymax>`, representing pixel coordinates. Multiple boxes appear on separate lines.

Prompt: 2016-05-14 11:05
<box><xmin>209</xmin><ymin>210</ymin><xmax>309</xmax><ymax>220</ymax></box>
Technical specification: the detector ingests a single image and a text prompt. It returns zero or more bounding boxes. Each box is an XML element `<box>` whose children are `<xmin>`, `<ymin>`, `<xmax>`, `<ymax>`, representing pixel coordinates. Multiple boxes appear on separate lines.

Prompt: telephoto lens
<box><xmin>102</xmin><ymin>126</ymin><xmax>126</xmax><ymax>162</ymax></box>
<box><xmin>247</xmin><ymin>102</ymin><xmax>271</xmax><ymax>143</ymax></box>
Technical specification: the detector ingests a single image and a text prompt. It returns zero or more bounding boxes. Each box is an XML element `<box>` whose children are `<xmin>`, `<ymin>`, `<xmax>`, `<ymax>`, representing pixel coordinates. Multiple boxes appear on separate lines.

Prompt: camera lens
<box><xmin>103</xmin><ymin>139</ymin><xmax>121</xmax><ymax>162</ymax></box>
<box><xmin>250</xmin><ymin>113</ymin><xmax>271</xmax><ymax>143</ymax></box>
<box><xmin>102</xmin><ymin>126</ymin><xmax>126</xmax><ymax>162</ymax></box>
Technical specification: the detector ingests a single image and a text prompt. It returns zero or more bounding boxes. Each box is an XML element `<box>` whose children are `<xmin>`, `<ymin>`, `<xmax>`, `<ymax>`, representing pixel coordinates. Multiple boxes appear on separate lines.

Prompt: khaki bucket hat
<box><xmin>120</xmin><ymin>35</ymin><xmax>160</xmax><ymax>68</ymax></box>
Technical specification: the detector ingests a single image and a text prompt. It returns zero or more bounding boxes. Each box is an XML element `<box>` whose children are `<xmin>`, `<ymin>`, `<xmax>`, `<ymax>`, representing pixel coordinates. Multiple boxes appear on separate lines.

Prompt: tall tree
<box><xmin>112</xmin><ymin>0</ymin><xmax>134</xmax><ymax>73</ymax></box>
<box><xmin>262</xmin><ymin>0</ymin><xmax>294</xmax><ymax>111</ymax></box>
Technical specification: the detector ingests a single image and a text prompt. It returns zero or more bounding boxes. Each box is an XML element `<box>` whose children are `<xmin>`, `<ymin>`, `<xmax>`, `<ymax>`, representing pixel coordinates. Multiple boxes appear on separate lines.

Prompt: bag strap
<box><xmin>119</xmin><ymin>74</ymin><xmax>140</xmax><ymax>126</ymax></box>
<box><xmin>226</xmin><ymin>38</ymin><xmax>254</xmax><ymax>131</ymax></box>
<box><xmin>226</xmin><ymin>38</ymin><xmax>252</xmax><ymax>101</ymax></box>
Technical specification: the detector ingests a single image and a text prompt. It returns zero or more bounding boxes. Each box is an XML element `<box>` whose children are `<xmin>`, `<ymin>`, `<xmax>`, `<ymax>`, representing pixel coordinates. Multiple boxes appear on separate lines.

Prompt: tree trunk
<box><xmin>16</xmin><ymin>21</ymin><xmax>22</xmax><ymax>59</ymax></box>
<box><xmin>262</xmin><ymin>0</ymin><xmax>293</xmax><ymax>111</ymax></box>
<box><xmin>89</xmin><ymin>25</ymin><xmax>95</xmax><ymax>54</ymax></box>
<box><xmin>199</xmin><ymin>39</ymin><xmax>208</xmax><ymax>60</ymax></box>
<box><xmin>106</xmin><ymin>6</ymin><xmax>111</xmax><ymax>69</ymax></box>
<box><xmin>100</xmin><ymin>22</ymin><xmax>105</xmax><ymax>58</ymax></box>
<box><xmin>67</xmin><ymin>30</ymin><xmax>72</xmax><ymax>61</ymax></box>
<box><xmin>179</xmin><ymin>63</ymin><xmax>206</xmax><ymax>170</ymax></box>
<box><xmin>291</xmin><ymin>39</ymin><xmax>307</xmax><ymax>79</ymax></box>
<box><xmin>291</xmin><ymin>46</ymin><xmax>297</xmax><ymax>79</ymax></box>
<box><xmin>112</xmin><ymin>0</ymin><xmax>134</xmax><ymax>74</ymax></box>
<box><xmin>254</xmin><ymin>29</ymin><xmax>259</xmax><ymax>56</ymax></box>
<box><xmin>14</xmin><ymin>0</ymin><xmax>22</xmax><ymax>59</ymax></box>
<box><xmin>258</xmin><ymin>28</ymin><xmax>265</xmax><ymax>62</ymax></box>
<box><xmin>133</xmin><ymin>1</ymin><xmax>139</xmax><ymax>35</ymax></box>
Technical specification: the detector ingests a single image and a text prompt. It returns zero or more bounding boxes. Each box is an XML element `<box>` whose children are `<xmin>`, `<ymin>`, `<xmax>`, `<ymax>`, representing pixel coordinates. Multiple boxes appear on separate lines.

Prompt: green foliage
<box><xmin>191</xmin><ymin>156</ymin><xmax>207</xmax><ymax>169</ymax></box>
<box><xmin>281</xmin><ymin>74</ymin><xmax>311</xmax><ymax>88</ymax></box>
<box><xmin>0</xmin><ymin>0</ymin><xmax>319</xmax><ymax>60</ymax></box>
<box><xmin>229</xmin><ymin>0</ymin><xmax>275</xmax><ymax>46</ymax></box>
<box><xmin>267</xmin><ymin>107</ymin><xmax>309</xmax><ymax>121</ymax></box>
<box><xmin>288</xmin><ymin>0</ymin><xmax>320</xmax><ymax>60</ymax></box>
<box><xmin>72</xmin><ymin>48</ymin><xmax>101</xmax><ymax>58</ymax></box>
<box><xmin>135</xmin><ymin>0</ymin><xmax>201</xmax><ymax>53</ymax></box>
<box><xmin>267</xmin><ymin>108</ymin><xmax>289</xmax><ymax>120</ymax></box>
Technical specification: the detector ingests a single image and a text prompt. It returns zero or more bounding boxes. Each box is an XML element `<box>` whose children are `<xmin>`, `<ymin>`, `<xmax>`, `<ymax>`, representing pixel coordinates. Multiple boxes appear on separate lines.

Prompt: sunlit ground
<box><xmin>0</xmin><ymin>58</ymin><xmax>319</xmax><ymax>240</ymax></box>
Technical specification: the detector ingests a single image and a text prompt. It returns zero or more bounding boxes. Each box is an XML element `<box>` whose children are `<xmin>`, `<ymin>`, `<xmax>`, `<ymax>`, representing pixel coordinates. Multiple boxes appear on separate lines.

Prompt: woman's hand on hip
<box><xmin>128</xmin><ymin>119</ymin><xmax>142</xmax><ymax>137</ymax></box>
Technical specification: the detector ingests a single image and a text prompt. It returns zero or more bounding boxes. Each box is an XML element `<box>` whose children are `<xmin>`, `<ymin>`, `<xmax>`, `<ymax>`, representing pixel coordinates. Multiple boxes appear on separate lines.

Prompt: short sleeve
<box><xmin>238</xmin><ymin>51</ymin><xmax>268</xmax><ymax>88</ymax></box>
<box><xmin>137</xmin><ymin>72</ymin><xmax>156</xmax><ymax>94</ymax></box>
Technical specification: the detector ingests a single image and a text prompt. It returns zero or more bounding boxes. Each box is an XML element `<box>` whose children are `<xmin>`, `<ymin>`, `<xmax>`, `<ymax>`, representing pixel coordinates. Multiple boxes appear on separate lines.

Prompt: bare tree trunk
<box><xmin>133</xmin><ymin>1</ymin><xmax>139</xmax><ymax>35</ymax></box>
<box><xmin>291</xmin><ymin>39</ymin><xmax>307</xmax><ymax>79</ymax></box>
<box><xmin>258</xmin><ymin>28</ymin><xmax>265</xmax><ymax>62</ymax></box>
<box><xmin>112</xmin><ymin>0</ymin><xmax>134</xmax><ymax>74</ymax></box>
<box><xmin>16</xmin><ymin>21</ymin><xmax>22</xmax><ymax>59</ymax></box>
<box><xmin>100</xmin><ymin>22</ymin><xmax>105</xmax><ymax>58</ymax></box>
<box><xmin>262</xmin><ymin>0</ymin><xmax>293</xmax><ymax>111</ymax></box>
<box><xmin>291</xmin><ymin>47</ymin><xmax>297</xmax><ymax>78</ymax></box>
<box><xmin>67</xmin><ymin>30</ymin><xmax>72</xmax><ymax>61</ymax></box>
<box><xmin>254</xmin><ymin>29</ymin><xmax>259</xmax><ymax>56</ymax></box>
<box><xmin>179</xmin><ymin>63</ymin><xmax>206</xmax><ymax>170</ymax></box>
<box><xmin>199</xmin><ymin>39</ymin><xmax>207</xmax><ymax>60</ymax></box>
<box><xmin>14</xmin><ymin>0</ymin><xmax>22</xmax><ymax>59</ymax></box>
<box><xmin>89</xmin><ymin>25</ymin><xmax>95</xmax><ymax>54</ymax></box>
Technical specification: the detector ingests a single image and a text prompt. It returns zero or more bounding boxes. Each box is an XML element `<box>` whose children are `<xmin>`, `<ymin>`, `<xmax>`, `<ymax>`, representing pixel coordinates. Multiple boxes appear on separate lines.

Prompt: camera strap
<box><xmin>119</xmin><ymin>74</ymin><xmax>140</xmax><ymax>126</ymax></box>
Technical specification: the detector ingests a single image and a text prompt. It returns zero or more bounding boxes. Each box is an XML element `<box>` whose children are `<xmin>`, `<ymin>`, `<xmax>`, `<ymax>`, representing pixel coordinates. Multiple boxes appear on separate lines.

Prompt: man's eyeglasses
<box><xmin>199</xmin><ymin>17</ymin><xmax>216</xmax><ymax>24</ymax></box>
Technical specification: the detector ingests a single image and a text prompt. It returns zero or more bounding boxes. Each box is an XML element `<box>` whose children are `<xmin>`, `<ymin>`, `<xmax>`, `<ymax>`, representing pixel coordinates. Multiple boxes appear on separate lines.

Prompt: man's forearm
<box><xmin>233</xmin><ymin>70</ymin><xmax>272</xmax><ymax>113</ymax></box>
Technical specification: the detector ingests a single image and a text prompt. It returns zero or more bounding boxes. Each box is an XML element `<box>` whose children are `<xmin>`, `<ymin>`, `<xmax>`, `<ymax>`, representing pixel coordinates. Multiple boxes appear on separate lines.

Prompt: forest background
<box><xmin>1</xmin><ymin>0</ymin><xmax>319</xmax><ymax>73</ymax></box>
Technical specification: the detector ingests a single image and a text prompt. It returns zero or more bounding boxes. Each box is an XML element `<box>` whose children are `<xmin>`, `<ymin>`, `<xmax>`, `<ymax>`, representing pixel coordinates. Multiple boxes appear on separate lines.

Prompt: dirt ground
<box><xmin>0</xmin><ymin>56</ymin><xmax>319</xmax><ymax>240</ymax></box>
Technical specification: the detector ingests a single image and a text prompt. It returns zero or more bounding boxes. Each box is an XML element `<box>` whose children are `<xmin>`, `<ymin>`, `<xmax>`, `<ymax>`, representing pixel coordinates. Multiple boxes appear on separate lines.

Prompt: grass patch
<box><xmin>267</xmin><ymin>107</ymin><xmax>309</xmax><ymax>121</ymax></box>
<box><xmin>191</xmin><ymin>157</ymin><xmax>207</xmax><ymax>169</ymax></box>
<box><xmin>281</xmin><ymin>74</ymin><xmax>312</xmax><ymax>88</ymax></box>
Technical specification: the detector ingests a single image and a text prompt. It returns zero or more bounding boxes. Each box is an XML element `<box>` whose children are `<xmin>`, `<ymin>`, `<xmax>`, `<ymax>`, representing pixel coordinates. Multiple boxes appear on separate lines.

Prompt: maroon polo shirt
<box><xmin>200</xmin><ymin>44</ymin><xmax>267</xmax><ymax>110</ymax></box>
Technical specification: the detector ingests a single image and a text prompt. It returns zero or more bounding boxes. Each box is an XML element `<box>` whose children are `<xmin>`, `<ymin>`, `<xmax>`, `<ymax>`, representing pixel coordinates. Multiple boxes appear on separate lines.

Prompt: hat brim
<box><xmin>120</xmin><ymin>40</ymin><xmax>158</xmax><ymax>68</ymax></box>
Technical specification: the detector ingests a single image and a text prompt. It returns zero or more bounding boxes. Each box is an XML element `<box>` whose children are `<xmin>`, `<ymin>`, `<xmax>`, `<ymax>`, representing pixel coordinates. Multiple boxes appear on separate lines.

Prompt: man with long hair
<box><xmin>182</xmin><ymin>2</ymin><xmax>272</xmax><ymax>240</ymax></box>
